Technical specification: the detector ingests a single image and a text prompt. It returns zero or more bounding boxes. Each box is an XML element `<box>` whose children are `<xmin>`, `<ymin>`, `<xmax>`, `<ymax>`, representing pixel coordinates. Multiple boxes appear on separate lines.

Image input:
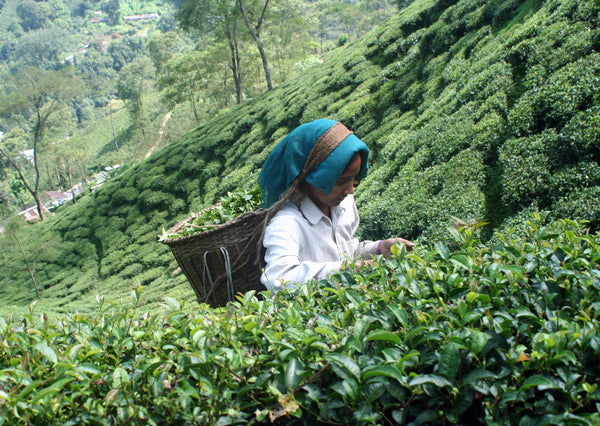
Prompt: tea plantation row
<box><xmin>1</xmin><ymin>215</ymin><xmax>599</xmax><ymax>424</ymax></box>
<box><xmin>1</xmin><ymin>0</ymin><xmax>598</xmax><ymax>321</ymax></box>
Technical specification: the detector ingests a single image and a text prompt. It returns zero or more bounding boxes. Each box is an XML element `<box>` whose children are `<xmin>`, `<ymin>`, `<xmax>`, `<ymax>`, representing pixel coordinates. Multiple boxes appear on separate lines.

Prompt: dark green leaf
<box><xmin>325</xmin><ymin>353</ymin><xmax>361</xmax><ymax>381</ymax></box>
<box><xmin>462</xmin><ymin>368</ymin><xmax>497</xmax><ymax>386</ymax></box>
<box><xmin>366</xmin><ymin>329</ymin><xmax>401</xmax><ymax>345</ymax></box>
<box><xmin>409</xmin><ymin>374</ymin><xmax>453</xmax><ymax>388</ymax></box>
<box><xmin>285</xmin><ymin>358</ymin><xmax>305</xmax><ymax>390</ymax></box>
<box><xmin>31</xmin><ymin>378</ymin><xmax>74</xmax><ymax>405</ymax></box>
<box><xmin>470</xmin><ymin>331</ymin><xmax>488</xmax><ymax>354</ymax></box>
<box><xmin>362</xmin><ymin>364</ymin><xmax>404</xmax><ymax>383</ymax></box>
<box><xmin>439</xmin><ymin>343</ymin><xmax>459</xmax><ymax>380</ymax></box>
<box><xmin>519</xmin><ymin>375</ymin><xmax>558</xmax><ymax>392</ymax></box>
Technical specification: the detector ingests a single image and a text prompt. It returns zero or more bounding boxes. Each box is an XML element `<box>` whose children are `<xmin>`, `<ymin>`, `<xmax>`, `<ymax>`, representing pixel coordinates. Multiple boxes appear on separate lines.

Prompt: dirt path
<box><xmin>145</xmin><ymin>111</ymin><xmax>172</xmax><ymax>158</ymax></box>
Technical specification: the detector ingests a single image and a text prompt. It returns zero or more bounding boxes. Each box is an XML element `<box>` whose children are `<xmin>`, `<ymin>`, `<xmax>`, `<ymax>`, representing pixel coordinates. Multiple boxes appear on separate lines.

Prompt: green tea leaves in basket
<box><xmin>160</xmin><ymin>186</ymin><xmax>262</xmax><ymax>240</ymax></box>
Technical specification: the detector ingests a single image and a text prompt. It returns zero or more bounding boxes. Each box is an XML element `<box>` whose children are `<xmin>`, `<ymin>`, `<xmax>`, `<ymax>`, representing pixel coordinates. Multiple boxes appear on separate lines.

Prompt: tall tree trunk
<box><xmin>109</xmin><ymin>99</ymin><xmax>119</xmax><ymax>152</ymax></box>
<box><xmin>65</xmin><ymin>158</ymin><xmax>77</xmax><ymax>204</ymax></box>
<box><xmin>12</xmin><ymin>231</ymin><xmax>40</xmax><ymax>299</ymax></box>
<box><xmin>0</xmin><ymin>147</ymin><xmax>41</xmax><ymax>218</ymax></box>
<box><xmin>44</xmin><ymin>162</ymin><xmax>55</xmax><ymax>191</ymax></box>
<box><xmin>189</xmin><ymin>90</ymin><xmax>200</xmax><ymax>123</ymax></box>
<box><xmin>237</xmin><ymin>0</ymin><xmax>274</xmax><ymax>90</ymax></box>
<box><xmin>254</xmin><ymin>37</ymin><xmax>273</xmax><ymax>90</ymax></box>
<box><xmin>53</xmin><ymin>165</ymin><xmax>62</xmax><ymax>191</ymax></box>
<box><xmin>138</xmin><ymin>98</ymin><xmax>147</xmax><ymax>142</ymax></box>
<box><xmin>77</xmin><ymin>160</ymin><xmax>88</xmax><ymax>187</ymax></box>
<box><xmin>226</xmin><ymin>30</ymin><xmax>243</xmax><ymax>105</ymax></box>
<box><xmin>32</xmin><ymin>107</ymin><xmax>45</xmax><ymax>220</ymax></box>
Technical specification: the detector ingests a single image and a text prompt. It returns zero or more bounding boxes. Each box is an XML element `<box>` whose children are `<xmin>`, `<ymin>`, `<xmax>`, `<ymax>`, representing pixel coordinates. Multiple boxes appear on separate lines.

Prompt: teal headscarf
<box><xmin>258</xmin><ymin>119</ymin><xmax>369</xmax><ymax>208</ymax></box>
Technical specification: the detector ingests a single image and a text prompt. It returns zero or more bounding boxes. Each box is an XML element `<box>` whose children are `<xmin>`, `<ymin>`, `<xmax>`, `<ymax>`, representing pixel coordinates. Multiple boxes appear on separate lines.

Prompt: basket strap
<box><xmin>203</xmin><ymin>251</ymin><xmax>218</xmax><ymax>306</ymax></box>
<box><xmin>301</xmin><ymin>121</ymin><xmax>353</xmax><ymax>179</ymax></box>
<box><xmin>220</xmin><ymin>247</ymin><xmax>235</xmax><ymax>302</ymax></box>
<box><xmin>202</xmin><ymin>247</ymin><xmax>237</xmax><ymax>305</ymax></box>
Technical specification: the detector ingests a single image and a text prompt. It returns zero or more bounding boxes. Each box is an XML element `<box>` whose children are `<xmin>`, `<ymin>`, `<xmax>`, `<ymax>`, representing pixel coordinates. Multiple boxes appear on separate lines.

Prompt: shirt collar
<box><xmin>299</xmin><ymin>196</ymin><xmax>348</xmax><ymax>225</ymax></box>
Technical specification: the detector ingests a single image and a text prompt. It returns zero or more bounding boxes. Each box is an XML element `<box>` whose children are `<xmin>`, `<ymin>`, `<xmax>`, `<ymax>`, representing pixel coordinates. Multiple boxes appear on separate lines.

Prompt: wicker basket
<box><xmin>162</xmin><ymin>208</ymin><xmax>268</xmax><ymax>307</ymax></box>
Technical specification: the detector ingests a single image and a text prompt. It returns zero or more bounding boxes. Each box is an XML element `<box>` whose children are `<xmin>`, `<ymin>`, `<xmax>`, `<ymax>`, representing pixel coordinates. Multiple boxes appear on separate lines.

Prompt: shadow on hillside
<box><xmin>97</xmin><ymin>125</ymin><xmax>136</xmax><ymax>158</ymax></box>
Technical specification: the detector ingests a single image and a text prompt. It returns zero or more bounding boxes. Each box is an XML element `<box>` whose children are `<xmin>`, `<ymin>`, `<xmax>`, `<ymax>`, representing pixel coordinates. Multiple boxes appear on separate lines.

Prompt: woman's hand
<box><xmin>344</xmin><ymin>238</ymin><xmax>414</xmax><ymax>271</ymax></box>
<box><xmin>343</xmin><ymin>259</ymin><xmax>374</xmax><ymax>271</ymax></box>
<box><xmin>378</xmin><ymin>238</ymin><xmax>414</xmax><ymax>257</ymax></box>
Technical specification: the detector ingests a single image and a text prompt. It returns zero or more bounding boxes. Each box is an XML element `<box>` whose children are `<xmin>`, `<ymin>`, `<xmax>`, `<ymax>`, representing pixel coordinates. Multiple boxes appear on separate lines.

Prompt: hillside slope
<box><xmin>1</xmin><ymin>0</ymin><xmax>598</xmax><ymax>317</ymax></box>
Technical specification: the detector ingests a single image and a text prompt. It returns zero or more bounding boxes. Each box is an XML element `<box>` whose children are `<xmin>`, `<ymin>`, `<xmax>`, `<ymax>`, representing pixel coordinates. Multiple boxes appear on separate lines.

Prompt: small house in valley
<box><xmin>19</xmin><ymin>204</ymin><xmax>51</xmax><ymax>222</ymax></box>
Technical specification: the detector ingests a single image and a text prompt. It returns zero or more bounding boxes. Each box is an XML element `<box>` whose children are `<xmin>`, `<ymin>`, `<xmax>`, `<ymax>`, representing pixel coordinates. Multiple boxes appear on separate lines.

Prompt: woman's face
<box><xmin>307</xmin><ymin>153</ymin><xmax>361</xmax><ymax>215</ymax></box>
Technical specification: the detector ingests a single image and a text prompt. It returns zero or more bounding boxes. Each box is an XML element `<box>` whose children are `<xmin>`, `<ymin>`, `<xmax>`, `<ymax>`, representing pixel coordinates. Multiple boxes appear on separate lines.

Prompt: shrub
<box><xmin>201</xmin><ymin>161</ymin><xmax>222</xmax><ymax>181</ymax></box>
<box><xmin>110</xmin><ymin>187</ymin><xmax>140</xmax><ymax>205</ymax></box>
<box><xmin>143</xmin><ymin>172</ymin><xmax>166</xmax><ymax>191</ymax></box>
<box><xmin>548</xmin><ymin>161</ymin><xmax>600</xmax><ymax>197</ymax></box>
<box><xmin>337</xmin><ymin>34</ymin><xmax>349</xmax><ymax>47</ymax></box>
<box><xmin>499</xmin><ymin>134</ymin><xmax>552</xmax><ymax>210</ymax></box>
<box><xmin>1</xmin><ymin>217</ymin><xmax>599</xmax><ymax>424</ymax></box>
<box><xmin>118</xmin><ymin>262</ymin><xmax>144</xmax><ymax>279</ymax></box>
<box><xmin>508</xmin><ymin>53</ymin><xmax>600</xmax><ymax>135</ymax></box>
<box><xmin>553</xmin><ymin>186</ymin><xmax>600</xmax><ymax>231</ymax></box>
<box><xmin>138</xmin><ymin>190</ymin><xmax>175</xmax><ymax>211</ymax></box>
<box><xmin>561</xmin><ymin>106</ymin><xmax>600</xmax><ymax>161</ymax></box>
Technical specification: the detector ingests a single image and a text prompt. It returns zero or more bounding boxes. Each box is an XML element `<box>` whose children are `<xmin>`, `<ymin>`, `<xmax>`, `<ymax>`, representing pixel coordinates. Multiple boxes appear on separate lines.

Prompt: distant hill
<box><xmin>0</xmin><ymin>0</ymin><xmax>598</xmax><ymax>318</ymax></box>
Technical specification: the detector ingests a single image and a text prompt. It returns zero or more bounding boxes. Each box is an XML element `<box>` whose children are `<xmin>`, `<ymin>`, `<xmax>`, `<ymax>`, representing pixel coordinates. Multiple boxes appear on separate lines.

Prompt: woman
<box><xmin>258</xmin><ymin>119</ymin><xmax>413</xmax><ymax>291</ymax></box>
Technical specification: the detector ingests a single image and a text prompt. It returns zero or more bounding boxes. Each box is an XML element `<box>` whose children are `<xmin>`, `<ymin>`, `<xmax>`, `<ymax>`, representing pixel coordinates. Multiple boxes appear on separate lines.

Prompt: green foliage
<box><xmin>1</xmin><ymin>0</ymin><xmax>600</xmax><ymax>363</ymax></box>
<box><xmin>161</xmin><ymin>186</ymin><xmax>262</xmax><ymax>240</ymax></box>
<box><xmin>337</xmin><ymin>33</ymin><xmax>350</xmax><ymax>46</ymax></box>
<box><xmin>1</xmin><ymin>217</ymin><xmax>599</xmax><ymax>424</ymax></box>
<box><xmin>111</xmin><ymin>186</ymin><xmax>140</xmax><ymax>205</ymax></box>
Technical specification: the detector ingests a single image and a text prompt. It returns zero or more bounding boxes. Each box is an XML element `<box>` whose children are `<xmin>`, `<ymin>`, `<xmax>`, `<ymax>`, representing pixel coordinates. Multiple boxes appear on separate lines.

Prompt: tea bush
<box><xmin>553</xmin><ymin>187</ymin><xmax>600</xmax><ymax>230</ymax></box>
<box><xmin>110</xmin><ymin>187</ymin><xmax>140</xmax><ymax>205</ymax></box>
<box><xmin>1</xmin><ymin>216</ymin><xmax>599</xmax><ymax>424</ymax></box>
<box><xmin>499</xmin><ymin>134</ymin><xmax>551</xmax><ymax>209</ymax></box>
<box><xmin>2</xmin><ymin>0</ymin><xmax>600</xmax><ymax>330</ymax></box>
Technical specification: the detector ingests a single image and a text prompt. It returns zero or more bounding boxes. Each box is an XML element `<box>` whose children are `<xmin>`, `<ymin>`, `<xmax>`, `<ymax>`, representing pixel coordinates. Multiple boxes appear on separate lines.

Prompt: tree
<box><xmin>177</xmin><ymin>0</ymin><xmax>245</xmax><ymax>104</ymax></box>
<box><xmin>109</xmin><ymin>97</ymin><xmax>119</xmax><ymax>152</ymax></box>
<box><xmin>72</xmin><ymin>0</ymin><xmax>93</xmax><ymax>18</ymax></box>
<box><xmin>6</xmin><ymin>216</ymin><xmax>40</xmax><ymax>299</ymax></box>
<box><xmin>117</xmin><ymin>57</ymin><xmax>155</xmax><ymax>142</ymax></box>
<box><xmin>108</xmin><ymin>36</ymin><xmax>146</xmax><ymax>72</ymax></box>
<box><xmin>330</xmin><ymin>2</ymin><xmax>358</xmax><ymax>43</ymax></box>
<box><xmin>0</xmin><ymin>182</ymin><xmax>15</xmax><ymax>218</ymax></box>
<box><xmin>16</xmin><ymin>0</ymin><xmax>51</xmax><ymax>31</ymax></box>
<box><xmin>266</xmin><ymin>0</ymin><xmax>316</xmax><ymax>82</ymax></box>
<box><xmin>0</xmin><ymin>67</ymin><xmax>82</xmax><ymax>221</ymax></box>
<box><xmin>12</xmin><ymin>27</ymin><xmax>73</xmax><ymax>68</ymax></box>
<box><xmin>237</xmin><ymin>0</ymin><xmax>273</xmax><ymax>90</ymax></box>
<box><xmin>101</xmin><ymin>0</ymin><xmax>121</xmax><ymax>24</ymax></box>
<box><xmin>159</xmin><ymin>51</ymin><xmax>207</xmax><ymax>124</ymax></box>
<box><xmin>147</xmin><ymin>31</ymin><xmax>184</xmax><ymax>75</ymax></box>
<box><xmin>61</xmin><ymin>156</ymin><xmax>77</xmax><ymax>204</ymax></box>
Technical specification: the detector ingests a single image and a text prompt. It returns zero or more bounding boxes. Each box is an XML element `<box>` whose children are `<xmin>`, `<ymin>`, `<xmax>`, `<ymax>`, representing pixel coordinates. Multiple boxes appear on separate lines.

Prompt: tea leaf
<box><xmin>285</xmin><ymin>358</ymin><xmax>305</xmax><ymax>390</ymax></box>
<box><xmin>366</xmin><ymin>329</ymin><xmax>401</xmax><ymax>345</ymax></box>
<box><xmin>362</xmin><ymin>364</ymin><xmax>404</xmax><ymax>383</ymax></box>
<box><xmin>439</xmin><ymin>343</ymin><xmax>459</xmax><ymax>380</ymax></box>
<box><xmin>35</xmin><ymin>343</ymin><xmax>58</xmax><ymax>364</ymax></box>
<box><xmin>409</xmin><ymin>374</ymin><xmax>453</xmax><ymax>389</ymax></box>
<box><xmin>519</xmin><ymin>375</ymin><xmax>558</xmax><ymax>392</ymax></box>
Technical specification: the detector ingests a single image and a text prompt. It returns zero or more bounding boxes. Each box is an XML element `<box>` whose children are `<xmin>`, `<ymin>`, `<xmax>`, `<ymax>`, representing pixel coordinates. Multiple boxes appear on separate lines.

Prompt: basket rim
<box><xmin>161</xmin><ymin>207</ymin><xmax>267</xmax><ymax>246</ymax></box>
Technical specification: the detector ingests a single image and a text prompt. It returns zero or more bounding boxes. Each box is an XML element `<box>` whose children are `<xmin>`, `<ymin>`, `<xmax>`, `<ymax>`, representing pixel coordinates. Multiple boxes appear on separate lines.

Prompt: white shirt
<box><xmin>260</xmin><ymin>195</ymin><xmax>378</xmax><ymax>291</ymax></box>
